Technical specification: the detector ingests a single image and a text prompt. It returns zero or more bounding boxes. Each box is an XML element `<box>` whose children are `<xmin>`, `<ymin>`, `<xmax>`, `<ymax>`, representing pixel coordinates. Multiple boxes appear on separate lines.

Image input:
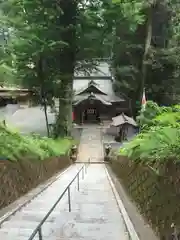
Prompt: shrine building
<box><xmin>72</xmin><ymin>62</ymin><xmax>131</xmax><ymax>124</ymax></box>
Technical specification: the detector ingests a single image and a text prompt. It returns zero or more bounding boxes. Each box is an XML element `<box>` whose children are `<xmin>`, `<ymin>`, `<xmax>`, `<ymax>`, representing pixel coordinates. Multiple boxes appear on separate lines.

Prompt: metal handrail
<box><xmin>28</xmin><ymin>163</ymin><xmax>89</xmax><ymax>240</ymax></box>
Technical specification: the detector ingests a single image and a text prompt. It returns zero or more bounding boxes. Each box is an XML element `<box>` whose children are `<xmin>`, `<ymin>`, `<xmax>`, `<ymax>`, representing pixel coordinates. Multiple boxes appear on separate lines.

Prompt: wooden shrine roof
<box><xmin>111</xmin><ymin>113</ymin><xmax>137</xmax><ymax>127</ymax></box>
<box><xmin>73</xmin><ymin>62</ymin><xmax>128</xmax><ymax>104</ymax></box>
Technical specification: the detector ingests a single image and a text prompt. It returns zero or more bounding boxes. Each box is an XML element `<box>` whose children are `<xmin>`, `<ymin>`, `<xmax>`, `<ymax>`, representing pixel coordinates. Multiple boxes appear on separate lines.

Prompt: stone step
<box><xmin>0</xmin><ymin>232</ymin><xmax>39</xmax><ymax>240</ymax></box>
<box><xmin>0</xmin><ymin>228</ymin><xmax>39</xmax><ymax>238</ymax></box>
<box><xmin>77</xmin><ymin>126</ymin><xmax>104</xmax><ymax>163</ymax></box>
<box><xmin>0</xmin><ymin>164</ymin><xmax>84</xmax><ymax>240</ymax></box>
<box><xmin>0</xmin><ymin>163</ymin><xmax>133</xmax><ymax>240</ymax></box>
<box><xmin>48</xmin><ymin>164</ymin><xmax>130</xmax><ymax>240</ymax></box>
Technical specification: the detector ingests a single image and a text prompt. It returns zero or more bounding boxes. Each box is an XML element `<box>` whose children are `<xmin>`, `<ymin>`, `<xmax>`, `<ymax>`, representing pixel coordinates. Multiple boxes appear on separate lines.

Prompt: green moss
<box><xmin>0</xmin><ymin>124</ymin><xmax>73</xmax><ymax>161</ymax></box>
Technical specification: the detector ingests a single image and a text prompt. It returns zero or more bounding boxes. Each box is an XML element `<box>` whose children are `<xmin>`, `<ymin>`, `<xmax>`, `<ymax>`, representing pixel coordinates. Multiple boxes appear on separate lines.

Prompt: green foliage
<box><xmin>0</xmin><ymin>43</ymin><xmax>17</xmax><ymax>86</ymax></box>
<box><xmin>112</xmin><ymin>0</ymin><xmax>145</xmax><ymax>30</ymax></box>
<box><xmin>1</xmin><ymin>0</ymin><xmax>179</xmax><ymax>138</ymax></box>
<box><xmin>0</xmin><ymin>63</ymin><xmax>14</xmax><ymax>85</ymax></box>
<box><xmin>0</xmin><ymin>124</ymin><xmax>73</xmax><ymax>161</ymax></box>
<box><xmin>111</xmin><ymin>0</ymin><xmax>180</xmax><ymax>114</ymax></box>
<box><xmin>136</xmin><ymin>101</ymin><xmax>161</xmax><ymax>127</ymax></box>
<box><xmin>120</xmin><ymin>125</ymin><xmax>180</xmax><ymax>163</ymax></box>
<box><xmin>137</xmin><ymin>101</ymin><xmax>180</xmax><ymax>129</ymax></box>
<box><xmin>153</xmin><ymin>112</ymin><xmax>180</xmax><ymax>127</ymax></box>
<box><xmin>1</xmin><ymin>0</ymin><xmax>114</xmax><ymax>136</ymax></box>
<box><xmin>1</xmin><ymin>0</ymin><xmax>65</xmax><ymax>89</ymax></box>
<box><xmin>120</xmin><ymin>103</ymin><xmax>180</xmax><ymax>163</ymax></box>
<box><xmin>0</xmin><ymin>0</ymin><xmax>80</xmax><ymax>136</ymax></box>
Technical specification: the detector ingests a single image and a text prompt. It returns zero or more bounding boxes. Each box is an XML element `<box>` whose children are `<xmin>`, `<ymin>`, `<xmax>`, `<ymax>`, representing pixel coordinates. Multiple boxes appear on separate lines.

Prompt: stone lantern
<box><xmin>70</xmin><ymin>145</ymin><xmax>78</xmax><ymax>163</ymax></box>
<box><xmin>104</xmin><ymin>144</ymin><xmax>112</xmax><ymax>161</ymax></box>
<box><xmin>71</xmin><ymin>145</ymin><xmax>77</xmax><ymax>155</ymax></box>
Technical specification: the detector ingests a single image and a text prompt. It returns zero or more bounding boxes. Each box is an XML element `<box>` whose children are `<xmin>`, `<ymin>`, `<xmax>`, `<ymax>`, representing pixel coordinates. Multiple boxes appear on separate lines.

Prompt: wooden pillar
<box><xmin>122</xmin><ymin>124</ymin><xmax>125</xmax><ymax>141</ymax></box>
<box><xmin>81</xmin><ymin>111</ymin><xmax>83</xmax><ymax>124</ymax></box>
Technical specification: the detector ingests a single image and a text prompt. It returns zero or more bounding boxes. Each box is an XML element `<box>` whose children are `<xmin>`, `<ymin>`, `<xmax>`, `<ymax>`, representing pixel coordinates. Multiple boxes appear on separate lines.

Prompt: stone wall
<box><xmin>0</xmin><ymin>156</ymin><xmax>71</xmax><ymax>210</ymax></box>
<box><xmin>110</xmin><ymin>156</ymin><xmax>180</xmax><ymax>239</ymax></box>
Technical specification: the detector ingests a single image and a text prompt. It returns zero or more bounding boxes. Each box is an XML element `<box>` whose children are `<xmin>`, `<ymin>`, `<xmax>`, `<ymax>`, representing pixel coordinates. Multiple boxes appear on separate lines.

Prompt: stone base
<box><xmin>104</xmin><ymin>156</ymin><xmax>110</xmax><ymax>162</ymax></box>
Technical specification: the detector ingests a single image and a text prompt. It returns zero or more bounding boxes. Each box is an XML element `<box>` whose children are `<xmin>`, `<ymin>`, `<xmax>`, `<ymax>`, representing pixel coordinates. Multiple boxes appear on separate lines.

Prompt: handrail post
<box><xmin>82</xmin><ymin>166</ymin><xmax>84</xmax><ymax>179</ymax></box>
<box><xmin>85</xmin><ymin>163</ymin><xmax>87</xmax><ymax>174</ymax></box>
<box><xmin>38</xmin><ymin>228</ymin><xmax>43</xmax><ymax>240</ymax></box>
<box><xmin>68</xmin><ymin>186</ymin><xmax>71</xmax><ymax>212</ymax></box>
<box><xmin>77</xmin><ymin>173</ymin><xmax>80</xmax><ymax>191</ymax></box>
<box><xmin>27</xmin><ymin>164</ymin><xmax>88</xmax><ymax>240</ymax></box>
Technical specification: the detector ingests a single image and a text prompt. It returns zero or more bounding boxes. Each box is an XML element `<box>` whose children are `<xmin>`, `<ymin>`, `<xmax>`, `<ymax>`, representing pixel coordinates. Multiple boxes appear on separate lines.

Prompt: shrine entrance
<box><xmin>83</xmin><ymin>108</ymin><xmax>100</xmax><ymax>123</ymax></box>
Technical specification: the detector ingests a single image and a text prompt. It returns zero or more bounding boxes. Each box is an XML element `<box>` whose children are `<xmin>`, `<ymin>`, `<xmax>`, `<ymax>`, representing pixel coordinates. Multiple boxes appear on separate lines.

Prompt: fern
<box><xmin>119</xmin><ymin>103</ymin><xmax>180</xmax><ymax>163</ymax></box>
<box><xmin>0</xmin><ymin>124</ymin><xmax>73</xmax><ymax>161</ymax></box>
<box><xmin>120</xmin><ymin>126</ymin><xmax>180</xmax><ymax>162</ymax></box>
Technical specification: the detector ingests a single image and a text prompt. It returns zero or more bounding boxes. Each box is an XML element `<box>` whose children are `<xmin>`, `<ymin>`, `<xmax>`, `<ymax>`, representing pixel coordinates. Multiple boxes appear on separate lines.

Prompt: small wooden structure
<box><xmin>0</xmin><ymin>87</ymin><xmax>34</xmax><ymax>106</ymax></box>
<box><xmin>109</xmin><ymin>113</ymin><xmax>137</xmax><ymax>142</ymax></box>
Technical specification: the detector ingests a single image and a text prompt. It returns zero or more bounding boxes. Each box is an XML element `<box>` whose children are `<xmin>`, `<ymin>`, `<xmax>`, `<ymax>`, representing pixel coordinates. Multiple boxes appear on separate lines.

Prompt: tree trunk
<box><xmin>54</xmin><ymin>0</ymin><xmax>77</xmax><ymax>137</ymax></box>
<box><xmin>43</xmin><ymin>99</ymin><xmax>50</xmax><ymax>137</ymax></box>
<box><xmin>37</xmin><ymin>55</ymin><xmax>50</xmax><ymax>137</ymax></box>
<box><xmin>54</xmin><ymin>81</ymin><xmax>73</xmax><ymax>137</ymax></box>
<box><xmin>140</xmin><ymin>6</ymin><xmax>153</xmax><ymax>102</ymax></box>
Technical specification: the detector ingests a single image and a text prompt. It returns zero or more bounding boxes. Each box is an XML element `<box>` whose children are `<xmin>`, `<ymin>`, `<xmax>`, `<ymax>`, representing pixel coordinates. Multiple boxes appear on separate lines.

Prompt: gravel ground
<box><xmin>0</xmin><ymin>105</ymin><xmax>54</xmax><ymax>136</ymax></box>
<box><xmin>0</xmin><ymin>105</ymin><xmax>82</xmax><ymax>139</ymax></box>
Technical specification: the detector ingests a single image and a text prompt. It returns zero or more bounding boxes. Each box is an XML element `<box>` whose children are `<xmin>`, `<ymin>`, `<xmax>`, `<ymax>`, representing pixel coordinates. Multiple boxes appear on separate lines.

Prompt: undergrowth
<box><xmin>0</xmin><ymin>124</ymin><xmax>73</xmax><ymax>161</ymax></box>
<box><xmin>119</xmin><ymin>102</ymin><xmax>180</xmax><ymax>163</ymax></box>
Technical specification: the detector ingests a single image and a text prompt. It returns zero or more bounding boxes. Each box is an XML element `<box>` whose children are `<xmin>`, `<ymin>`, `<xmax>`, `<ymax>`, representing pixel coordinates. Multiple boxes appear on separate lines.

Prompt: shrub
<box><xmin>136</xmin><ymin>101</ymin><xmax>161</xmax><ymax>128</ymax></box>
<box><xmin>120</xmin><ymin>126</ymin><xmax>180</xmax><ymax>162</ymax></box>
<box><xmin>0</xmin><ymin>124</ymin><xmax>73</xmax><ymax>161</ymax></box>
<box><xmin>119</xmin><ymin>103</ymin><xmax>180</xmax><ymax>163</ymax></box>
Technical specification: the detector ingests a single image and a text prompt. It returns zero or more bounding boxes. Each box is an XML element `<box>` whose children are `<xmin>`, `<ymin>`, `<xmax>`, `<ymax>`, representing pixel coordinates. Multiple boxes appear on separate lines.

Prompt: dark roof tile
<box><xmin>73</xmin><ymin>62</ymin><xmax>126</xmax><ymax>103</ymax></box>
<box><xmin>111</xmin><ymin>113</ymin><xmax>137</xmax><ymax>127</ymax></box>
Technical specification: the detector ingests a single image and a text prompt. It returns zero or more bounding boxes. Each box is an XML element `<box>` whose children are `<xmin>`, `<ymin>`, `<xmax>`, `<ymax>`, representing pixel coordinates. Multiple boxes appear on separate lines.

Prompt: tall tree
<box><xmin>1</xmin><ymin>0</ymin><xmax>109</xmax><ymax>137</ymax></box>
<box><xmin>1</xmin><ymin>0</ymin><xmax>77</xmax><ymax>137</ymax></box>
<box><xmin>54</xmin><ymin>0</ymin><xmax>78</xmax><ymax>137</ymax></box>
<box><xmin>111</xmin><ymin>0</ymin><xmax>180</xmax><ymax>114</ymax></box>
<box><xmin>107</xmin><ymin>0</ymin><xmax>145</xmax><ymax>115</ymax></box>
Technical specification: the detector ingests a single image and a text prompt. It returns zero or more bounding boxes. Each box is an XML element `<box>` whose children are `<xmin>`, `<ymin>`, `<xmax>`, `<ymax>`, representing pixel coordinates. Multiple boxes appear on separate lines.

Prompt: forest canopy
<box><xmin>0</xmin><ymin>0</ymin><xmax>180</xmax><ymax>134</ymax></box>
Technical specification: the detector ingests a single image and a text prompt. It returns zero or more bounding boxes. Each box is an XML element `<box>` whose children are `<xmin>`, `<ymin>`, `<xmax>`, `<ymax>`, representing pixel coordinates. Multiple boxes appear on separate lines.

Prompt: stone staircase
<box><xmin>0</xmin><ymin>164</ymin><xmax>133</xmax><ymax>240</ymax></box>
<box><xmin>77</xmin><ymin>126</ymin><xmax>104</xmax><ymax>162</ymax></box>
<box><xmin>0</xmin><ymin>164</ymin><xmax>83</xmax><ymax>240</ymax></box>
<box><xmin>48</xmin><ymin>164</ymin><xmax>130</xmax><ymax>240</ymax></box>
